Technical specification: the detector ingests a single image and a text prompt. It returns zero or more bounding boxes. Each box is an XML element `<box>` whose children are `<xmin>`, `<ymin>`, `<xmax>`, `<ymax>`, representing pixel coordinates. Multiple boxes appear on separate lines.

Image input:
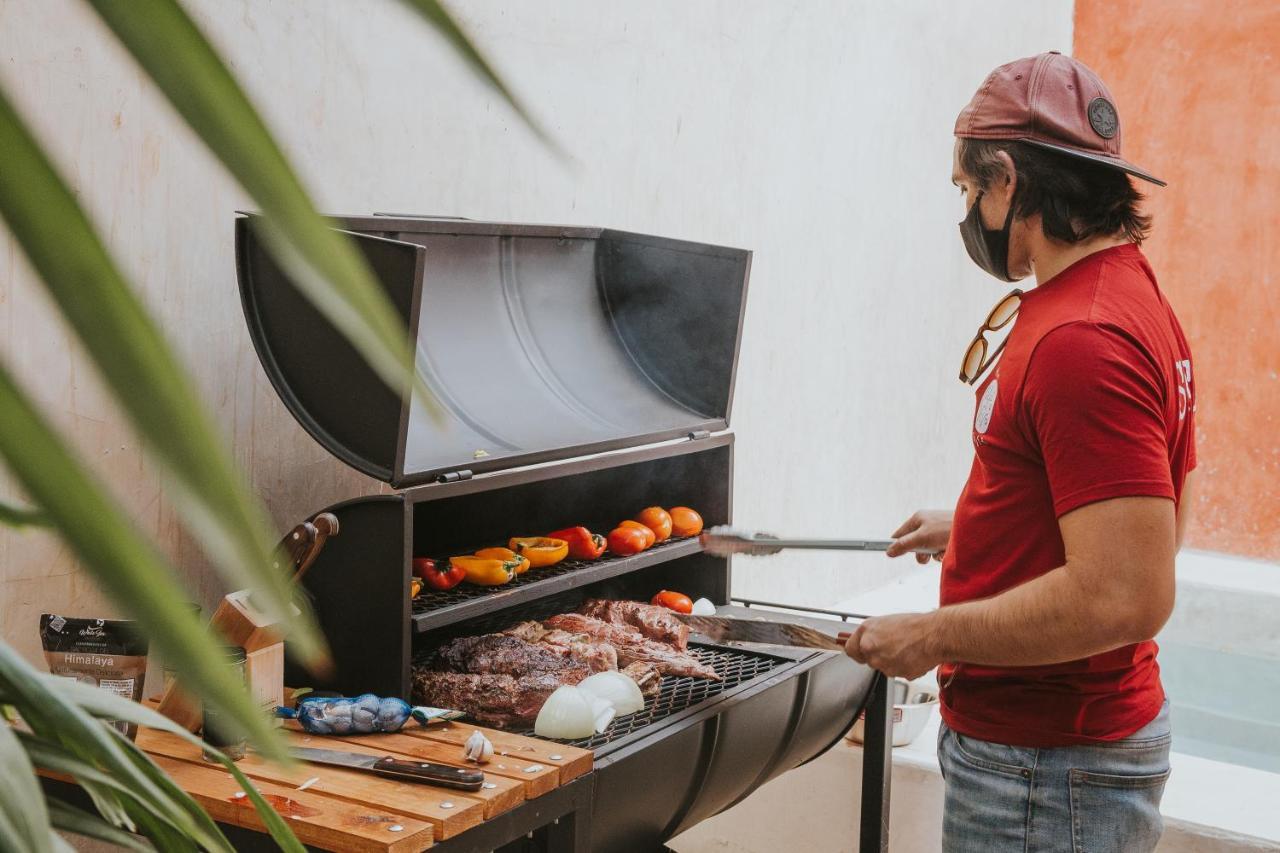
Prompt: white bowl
<box><xmin>846</xmin><ymin>677</ymin><xmax>938</xmax><ymax>747</ymax></box>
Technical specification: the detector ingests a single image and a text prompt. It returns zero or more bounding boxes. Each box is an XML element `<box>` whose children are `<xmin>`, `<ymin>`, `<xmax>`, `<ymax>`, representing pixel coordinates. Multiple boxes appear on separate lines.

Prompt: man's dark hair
<box><xmin>958</xmin><ymin>139</ymin><xmax>1152</xmax><ymax>245</ymax></box>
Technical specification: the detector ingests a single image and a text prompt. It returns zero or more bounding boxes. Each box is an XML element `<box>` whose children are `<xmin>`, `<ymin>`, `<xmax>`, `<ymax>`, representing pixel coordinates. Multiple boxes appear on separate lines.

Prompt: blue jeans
<box><xmin>937</xmin><ymin>701</ymin><xmax>1172</xmax><ymax>852</ymax></box>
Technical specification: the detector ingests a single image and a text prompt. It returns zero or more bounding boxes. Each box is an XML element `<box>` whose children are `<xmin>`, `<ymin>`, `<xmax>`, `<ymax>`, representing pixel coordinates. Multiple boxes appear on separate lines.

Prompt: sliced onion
<box><xmin>577</xmin><ymin>671</ymin><xmax>645</xmax><ymax>716</ymax></box>
<box><xmin>589</xmin><ymin>695</ymin><xmax>616</xmax><ymax>733</ymax></box>
<box><xmin>534</xmin><ymin>686</ymin><xmax>596</xmax><ymax>739</ymax></box>
<box><xmin>691</xmin><ymin>597</ymin><xmax>716</xmax><ymax>616</ymax></box>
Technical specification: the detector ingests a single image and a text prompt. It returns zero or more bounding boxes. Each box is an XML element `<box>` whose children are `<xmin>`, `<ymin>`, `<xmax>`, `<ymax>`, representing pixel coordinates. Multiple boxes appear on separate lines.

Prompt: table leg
<box><xmin>858</xmin><ymin>671</ymin><xmax>893</xmax><ymax>853</ymax></box>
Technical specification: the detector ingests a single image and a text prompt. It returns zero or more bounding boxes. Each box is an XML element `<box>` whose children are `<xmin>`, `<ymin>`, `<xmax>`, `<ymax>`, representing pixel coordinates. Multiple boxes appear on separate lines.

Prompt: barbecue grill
<box><xmin>235</xmin><ymin>214</ymin><xmax>893</xmax><ymax>852</ymax></box>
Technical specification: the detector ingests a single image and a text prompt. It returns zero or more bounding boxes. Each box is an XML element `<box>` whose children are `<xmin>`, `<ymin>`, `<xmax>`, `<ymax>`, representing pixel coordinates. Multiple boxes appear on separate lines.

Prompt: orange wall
<box><xmin>1075</xmin><ymin>1</ymin><xmax>1280</xmax><ymax>560</ymax></box>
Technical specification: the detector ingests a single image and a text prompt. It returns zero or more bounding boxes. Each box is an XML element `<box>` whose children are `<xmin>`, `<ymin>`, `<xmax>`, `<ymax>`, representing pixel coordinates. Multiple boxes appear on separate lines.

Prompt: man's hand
<box><xmin>886</xmin><ymin>510</ymin><xmax>952</xmax><ymax>563</ymax></box>
<box><xmin>844</xmin><ymin>613</ymin><xmax>941</xmax><ymax>680</ymax></box>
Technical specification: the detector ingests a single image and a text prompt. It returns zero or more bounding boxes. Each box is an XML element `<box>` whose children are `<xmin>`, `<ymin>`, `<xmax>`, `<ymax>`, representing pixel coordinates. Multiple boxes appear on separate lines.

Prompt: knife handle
<box><xmin>371</xmin><ymin>756</ymin><xmax>484</xmax><ymax>790</ymax></box>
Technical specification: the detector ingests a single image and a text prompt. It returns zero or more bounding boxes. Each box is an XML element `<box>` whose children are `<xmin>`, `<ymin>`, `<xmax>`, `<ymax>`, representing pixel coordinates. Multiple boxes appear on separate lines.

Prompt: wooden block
<box><xmin>140</xmin><ymin>729</ymin><xmax>485</xmax><ymax>840</ymax></box>
<box><xmin>410</xmin><ymin>722</ymin><xmax>594</xmax><ymax>784</ymax></box>
<box><xmin>155</xmin><ymin>681</ymin><xmax>202</xmax><ymax>733</ymax></box>
<box><xmin>328</xmin><ymin>731</ymin><xmax>560</xmax><ymax>798</ymax></box>
<box><xmin>156</xmin><ymin>590</ymin><xmax>292</xmax><ymax>731</ymax></box>
<box><xmin>212</xmin><ymin>590</ymin><xmax>287</xmax><ymax>653</ymax></box>
<box><xmin>286</xmin><ymin>732</ymin><xmax>525</xmax><ymax>823</ymax></box>
<box><xmin>146</xmin><ymin>753</ymin><xmax>434</xmax><ymax>852</ymax></box>
<box><xmin>246</xmin><ymin>644</ymin><xmax>285</xmax><ymax>716</ymax></box>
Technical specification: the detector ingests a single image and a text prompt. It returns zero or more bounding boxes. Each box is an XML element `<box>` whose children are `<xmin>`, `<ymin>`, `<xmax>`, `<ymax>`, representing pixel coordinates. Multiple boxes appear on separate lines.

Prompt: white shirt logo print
<box><xmin>1175</xmin><ymin>359</ymin><xmax>1193</xmax><ymax>421</ymax></box>
<box><xmin>975</xmin><ymin>380</ymin><xmax>998</xmax><ymax>434</ymax></box>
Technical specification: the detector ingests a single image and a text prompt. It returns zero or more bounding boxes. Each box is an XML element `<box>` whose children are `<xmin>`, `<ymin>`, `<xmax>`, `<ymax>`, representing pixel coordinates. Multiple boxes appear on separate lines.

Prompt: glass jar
<box><xmin>201</xmin><ymin>645</ymin><xmax>247</xmax><ymax>762</ymax></box>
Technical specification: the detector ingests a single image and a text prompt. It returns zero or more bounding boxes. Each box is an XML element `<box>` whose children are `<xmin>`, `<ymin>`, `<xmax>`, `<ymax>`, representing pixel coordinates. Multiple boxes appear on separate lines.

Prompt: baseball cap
<box><xmin>955</xmin><ymin>51</ymin><xmax>1165</xmax><ymax>187</ymax></box>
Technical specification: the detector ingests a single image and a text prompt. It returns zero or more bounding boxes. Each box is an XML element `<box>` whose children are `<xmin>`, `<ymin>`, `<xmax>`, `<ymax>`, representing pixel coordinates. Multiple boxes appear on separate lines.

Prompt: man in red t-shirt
<box><xmin>845</xmin><ymin>53</ymin><xmax>1196</xmax><ymax>852</ymax></box>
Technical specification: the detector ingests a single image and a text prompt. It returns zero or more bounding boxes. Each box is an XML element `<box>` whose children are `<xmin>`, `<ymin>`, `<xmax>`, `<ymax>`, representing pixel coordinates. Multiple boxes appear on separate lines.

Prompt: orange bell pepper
<box><xmin>507</xmin><ymin>537</ymin><xmax>569</xmax><ymax>568</ymax></box>
<box><xmin>450</xmin><ymin>555</ymin><xmax>521</xmax><ymax>586</ymax></box>
<box><xmin>475</xmin><ymin>546</ymin><xmax>531</xmax><ymax>574</ymax></box>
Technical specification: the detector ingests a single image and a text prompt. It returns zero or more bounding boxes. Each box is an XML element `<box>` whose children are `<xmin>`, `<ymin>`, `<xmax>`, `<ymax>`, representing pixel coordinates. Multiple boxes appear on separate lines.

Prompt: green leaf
<box><xmin>211</xmin><ymin>752</ymin><xmax>307</xmax><ymax>853</ymax></box>
<box><xmin>46</xmin><ymin>799</ymin><xmax>153</xmax><ymax>852</ymax></box>
<box><xmin>83</xmin><ymin>0</ymin><xmax>441</xmax><ymax>425</ymax></box>
<box><xmin>0</xmin><ymin>500</ymin><xmax>48</xmax><ymax>528</ymax></box>
<box><xmin>119</xmin><ymin>800</ymin><xmax>197</xmax><ymax>853</ymax></box>
<box><xmin>81</xmin><ymin>780</ymin><xmax>138</xmax><ymax>834</ymax></box>
<box><xmin>18</xmin><ymin>731</ymin><xmax>142</xmax><ymax>808</ymax></box>
<box><xmin>0</xmin><ymin>365</ymin><xmax>289</xmax><ymax>761</ymax></box>
<box><xmin>394</xmin><ymin>0</ymin><xmax>563</xmax><ymax>155</ymax></box>
<box><xmin>19</xmin><ymin>729</ymin><xmax>192</xmax><ymax>844</ymax></box>
<box><xmin>0</xmin><ymin>644</ymin><xmax>228</xmax><ymax>851</ymax></box>
<box><xmin>42</xmin><ymin>677</ymin><xmax>304</xmax><ymax>853</ymax></box>
<box><xmin>0</xmin><ymin>718</ymin><xmax>53</xmax><ymax>853</ymax></box>
<box><xmin>0</xmin><ymin>84</ymin><xmax>323</xmax><ymax>667</ymax></box>
<box><xmin>111</xmin><ymin>730</ymin><xmax>234</xmax><ymax>853</ymax></box>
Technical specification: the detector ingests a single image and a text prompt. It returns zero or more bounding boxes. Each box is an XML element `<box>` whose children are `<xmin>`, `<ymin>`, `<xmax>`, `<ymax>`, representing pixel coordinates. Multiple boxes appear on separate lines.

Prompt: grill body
<box><xmin>236</xmin><ymin>215</ymin><xmax>882</xmax><ymax>851</ymax></box>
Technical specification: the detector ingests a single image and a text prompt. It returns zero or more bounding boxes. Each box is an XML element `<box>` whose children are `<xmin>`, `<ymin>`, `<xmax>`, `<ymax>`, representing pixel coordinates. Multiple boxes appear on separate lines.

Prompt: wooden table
<box><xmin>55</xmin><ymin>722</ymin><xmax>593</xmax><ymax>852</ymax></box>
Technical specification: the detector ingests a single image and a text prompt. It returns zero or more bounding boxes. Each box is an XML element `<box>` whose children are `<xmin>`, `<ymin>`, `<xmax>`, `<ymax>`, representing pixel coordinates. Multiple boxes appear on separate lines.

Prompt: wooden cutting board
<box><xmin>124</xmin><ymin>723</ymin><xmax>593</xmax><ymax>851</ymax></box>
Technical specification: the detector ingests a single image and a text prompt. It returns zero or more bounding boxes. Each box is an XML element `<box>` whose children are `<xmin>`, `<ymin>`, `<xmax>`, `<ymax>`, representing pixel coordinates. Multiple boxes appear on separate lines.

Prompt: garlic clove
<box><xmin>463</xmin><ymin>729</ymin><xmax>494</xmax><ymax>764</ymax></box>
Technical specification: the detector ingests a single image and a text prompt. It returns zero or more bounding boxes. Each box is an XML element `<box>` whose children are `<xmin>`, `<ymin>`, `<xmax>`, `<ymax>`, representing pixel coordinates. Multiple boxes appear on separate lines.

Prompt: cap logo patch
<box><xmin>1088</xmin><ymin>97</ymin><xmax>1118</xmax><ymax>139</ymax></box>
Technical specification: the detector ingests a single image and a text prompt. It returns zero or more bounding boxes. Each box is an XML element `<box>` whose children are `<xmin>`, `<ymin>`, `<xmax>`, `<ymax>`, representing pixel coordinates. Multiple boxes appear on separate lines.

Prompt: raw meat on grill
<box><xmin>428</xmin><ymin>633</ymin><xmax>589</xmax><ymax>681</ymax></box>
<box><xmin>543</xmin><ymin>613</ymin><xmax>719</xmax><ymax>680</ymax></box>
<box><xmin>412</xmin><ymin>670</ymin><xmax>567</xmax><ymax>728</ymax></box>
<box><xmin>579</xmin><ymin>599</ymin><xmax>690</xmax><ymax>650</ymax></box>
<box><xmin>413</xmin><ymin>634</ymin><xmax>592</xmax><ymax>728</ymax></box>
<box><xmin>411</xmin><ymin>600</ymin><xmax>717</xmax><ymax>727</ymax></box>
<box><xmin>502</xmin><ymin>622</ymin><xmax>619</xmax><ymax>673</ymax></box>
<box><xmin>621</xmin><ymin>661</ymin><xmax>663</xmax><ymax>698</ymax></box>
<box><xmin>502</xmin><ymin>621</ymin><xmax>543</xmax><ymax>643</ymax></box>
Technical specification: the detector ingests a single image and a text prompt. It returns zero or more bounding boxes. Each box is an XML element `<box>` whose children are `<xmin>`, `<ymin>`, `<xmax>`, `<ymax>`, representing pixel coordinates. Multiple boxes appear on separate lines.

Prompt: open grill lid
<box><xmin>236</xmin><ymin>215</ymin><xmax>751</xmax><ymax>487</ymax></box>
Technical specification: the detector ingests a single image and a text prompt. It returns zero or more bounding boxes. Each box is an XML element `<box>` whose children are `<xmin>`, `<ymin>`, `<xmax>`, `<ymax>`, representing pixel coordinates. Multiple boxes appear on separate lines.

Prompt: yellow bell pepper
<box><xmin>475</xmin><ymin>547</ymin><xmax>531</xmax><ymax>575</ymax></box>
<box><xmin>450</xmin><ymin>555</ymin><xmax>521</xmax><ymax>586</ymax></box>
<box><xmin>508</xmin><ymin>537</ymin><xmax>569</xmax><ymax>569</ymax></box>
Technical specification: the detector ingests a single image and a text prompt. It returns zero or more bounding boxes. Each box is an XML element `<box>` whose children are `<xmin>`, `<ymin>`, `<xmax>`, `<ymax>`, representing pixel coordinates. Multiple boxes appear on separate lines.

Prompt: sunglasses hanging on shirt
<box><xmin>959</xmin><ymin>289</ymin><xmax>1022</xmax><ymax>385</ymax></box>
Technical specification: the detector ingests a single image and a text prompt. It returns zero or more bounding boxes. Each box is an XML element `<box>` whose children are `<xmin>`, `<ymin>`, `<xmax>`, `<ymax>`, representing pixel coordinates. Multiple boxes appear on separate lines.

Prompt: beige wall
<box><xmin>0</xmin><ymin>0</ymin><xmax>1072</xmax><ymax>663</ymax></box>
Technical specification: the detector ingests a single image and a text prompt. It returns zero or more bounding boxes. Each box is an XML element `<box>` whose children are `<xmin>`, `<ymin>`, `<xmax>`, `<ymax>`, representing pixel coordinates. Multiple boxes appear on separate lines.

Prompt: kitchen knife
<box><xmin>289</xmin><ymin>747</ymin><xmax>484</xmax><ymax>790</ymax></box>
<box><xmin>678</xmin><ymin>614</ymin><xmax>852</xmax><ymax>651</ymax></box>
<box><xmin>700</xmin><ymin>527</ymin><xmax>937</xmax><ymax>558</ymax></box>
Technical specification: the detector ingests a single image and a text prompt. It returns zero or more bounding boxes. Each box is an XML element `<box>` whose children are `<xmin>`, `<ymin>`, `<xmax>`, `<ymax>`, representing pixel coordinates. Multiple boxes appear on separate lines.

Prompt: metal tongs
<box><xmin>699</xmin><ymin>526</ymin><xmax>935</xmax><ymax>557</ymax></box>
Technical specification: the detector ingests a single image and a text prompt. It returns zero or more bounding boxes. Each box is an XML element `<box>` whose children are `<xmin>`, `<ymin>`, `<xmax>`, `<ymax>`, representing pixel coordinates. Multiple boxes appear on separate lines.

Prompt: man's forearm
<box><xmin>925</xmin><ymin>562</ymin><xmax>1160</xmax><ymax>668</ymax></box>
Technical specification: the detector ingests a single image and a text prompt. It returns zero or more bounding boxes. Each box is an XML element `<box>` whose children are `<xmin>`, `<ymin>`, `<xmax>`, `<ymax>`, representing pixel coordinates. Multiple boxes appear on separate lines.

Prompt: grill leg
<box><xmin>858</xmin><ymin>671</ymin><xmax>893</xmax><ymax>853</ymax></box>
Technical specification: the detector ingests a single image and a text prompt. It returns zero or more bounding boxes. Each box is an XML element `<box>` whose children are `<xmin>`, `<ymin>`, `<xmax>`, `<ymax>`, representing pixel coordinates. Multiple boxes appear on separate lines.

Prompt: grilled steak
<box><xmin>502</xmin><ymin>622</ymin><xmax>619</xmax><ymax>672</ymax></box>
<box><xmin>412</xmin><ymin>670</ymin><xmax>569</xmax><ymax>728</ymax></box>
<box><xmin>579</xmin><ymin>599</ymin><xmax>690</xmax><ymax>650</ymax></box>
<box><xmin>502</xmin><ymin>621</ymin><xmax>544</xmax><ymax>643</ymax></box>
<box><xmin>621</xmin><ymin>661</ymin><xmax>663</xmax><ymax>698</ymax></box>
<box><xmin>427</xmin><ymin>633</ymin><xmax>587</xmax><ymax>680</ymax></box>
<box><xmin>544</xmin><ymin>614</ymin><xmax>719</xmax><ymax>680</ymax></box>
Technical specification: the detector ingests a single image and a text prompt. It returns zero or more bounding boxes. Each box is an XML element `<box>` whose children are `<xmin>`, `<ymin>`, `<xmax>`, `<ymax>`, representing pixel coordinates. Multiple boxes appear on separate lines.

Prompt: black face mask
<box><xmin>958</xmin><ymin>190</ymin><xmax>1019</xmax><ymax>282</ymax></box>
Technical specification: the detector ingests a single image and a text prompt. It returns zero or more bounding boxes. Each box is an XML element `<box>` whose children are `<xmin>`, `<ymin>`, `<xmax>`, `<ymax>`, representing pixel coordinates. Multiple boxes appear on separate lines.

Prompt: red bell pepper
<box><xmin>547</xmin><ymin>526</ymin><xmax>607</xmax><ymax>560</ymax></box>
<box><xmin>413</xmin><ymin>557</ymin><xmax>465</xmax><ymax>591</ymax></box>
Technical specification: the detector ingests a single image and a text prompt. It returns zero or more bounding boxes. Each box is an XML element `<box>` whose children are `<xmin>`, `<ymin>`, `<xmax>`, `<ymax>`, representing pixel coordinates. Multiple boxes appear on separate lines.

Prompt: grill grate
<box><xmin>411</xmin><ymin>534</ymin><xmax>697</xmax><ymax>613</ymax></box>
<box><xmin>515</xmin><ymin>643</ymin><xmax>790</xmax><ymax>750</ymax></box>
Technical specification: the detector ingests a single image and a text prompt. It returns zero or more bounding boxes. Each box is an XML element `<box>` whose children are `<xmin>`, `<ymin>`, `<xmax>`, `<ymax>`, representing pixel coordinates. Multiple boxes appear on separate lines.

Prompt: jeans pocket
<box><xmin>950</xmin><ymin>730</ymin><xmax>1035</xmax><ymax>779</ymax></box>
<box><xmin>1069</xmin><ymin>767</ymin><xmax>1171</xmax><ymax>853</ymax></box>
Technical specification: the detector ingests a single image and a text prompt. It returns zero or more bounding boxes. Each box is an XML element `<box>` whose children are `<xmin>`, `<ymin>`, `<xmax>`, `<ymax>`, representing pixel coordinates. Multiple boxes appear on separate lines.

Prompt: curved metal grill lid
<box><xmin>237</xmin><ymin>215</ymin><xmax>750</xmax><ymax>487</ymax></box>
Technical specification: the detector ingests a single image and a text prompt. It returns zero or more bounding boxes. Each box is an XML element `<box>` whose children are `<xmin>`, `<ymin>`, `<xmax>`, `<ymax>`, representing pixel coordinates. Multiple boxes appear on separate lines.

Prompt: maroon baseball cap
<box><xmin>955</xmin><ymin>51</ymin><xmax>1165</xmax><ymax>187</ymax></box>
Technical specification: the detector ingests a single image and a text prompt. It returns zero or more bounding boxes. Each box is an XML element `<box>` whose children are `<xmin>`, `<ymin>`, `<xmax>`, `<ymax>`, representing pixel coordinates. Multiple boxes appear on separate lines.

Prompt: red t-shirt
<box><xmin>939</xmin><ymin>243</ymin><xmax>1196</xmax><ymax>748</ymax></box>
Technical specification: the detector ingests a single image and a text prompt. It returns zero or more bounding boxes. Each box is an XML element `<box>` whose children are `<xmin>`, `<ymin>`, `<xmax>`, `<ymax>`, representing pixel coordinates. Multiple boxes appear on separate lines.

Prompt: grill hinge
<box><xmin>436</xmin><ymin>469</ymin><xmax>474</xmax><ymax>484</ymax></box>
<box><xmin>688</xmin><ymin>429</ymin><xmax>711</xmax><ymax>441</ymax></box>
